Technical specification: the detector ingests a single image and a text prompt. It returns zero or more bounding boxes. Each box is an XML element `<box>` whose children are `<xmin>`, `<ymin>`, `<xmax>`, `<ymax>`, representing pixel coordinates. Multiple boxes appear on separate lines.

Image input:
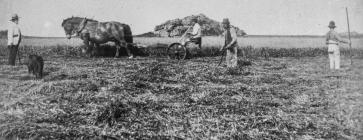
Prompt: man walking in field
<box><xmin>220</xmin><ymin>18</ymin><xmax>238</xmax><ymax>68</ymax></box>
<box><xmin>187</xmin><ymin>17</ymin><xmax>202</xmax><ymax>49</ymax></box>
<box><xmin>7</xmin><ymin>14</ymin><xmax>22</xmax><ymax>66</ymax></box>
<box><xmin>326</xmin><ymin>21</ymin><xmax>350</xmax><ymax>70</ymax></box>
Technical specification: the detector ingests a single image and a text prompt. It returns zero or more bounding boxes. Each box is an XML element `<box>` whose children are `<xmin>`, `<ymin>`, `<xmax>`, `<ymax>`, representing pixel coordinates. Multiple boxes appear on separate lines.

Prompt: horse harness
<box><xmin>75</xmin><ymin>18</ymin><xmax>100</xmax><ymax>37</ymax></box>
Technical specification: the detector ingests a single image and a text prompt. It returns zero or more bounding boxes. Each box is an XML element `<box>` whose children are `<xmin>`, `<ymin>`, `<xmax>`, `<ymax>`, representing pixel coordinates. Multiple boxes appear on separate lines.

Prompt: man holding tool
<box><xmin>219</xmin><ymin>18</ymin><xmax>238</xmax><ymax>68</ymax></box>
<box><xmin>325</xmin><ymin>21</ymin><xmax>351</xmax><ymax>70</ymax></box>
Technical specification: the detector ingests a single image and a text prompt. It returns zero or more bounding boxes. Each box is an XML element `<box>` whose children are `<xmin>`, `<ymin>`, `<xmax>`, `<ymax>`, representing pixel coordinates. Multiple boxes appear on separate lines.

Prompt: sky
<box><xmin>1</xmin><ymin>0</ymin><xmax>363</xmax><ymax>37</ymax></box>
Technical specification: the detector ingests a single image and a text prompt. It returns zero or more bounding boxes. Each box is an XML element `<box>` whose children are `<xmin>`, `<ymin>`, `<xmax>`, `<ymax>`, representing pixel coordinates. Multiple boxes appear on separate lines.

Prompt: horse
<box><xmin>61</xmin><ymin>16</ymin><xmax>134</xmax><ymax>58</ymax></box>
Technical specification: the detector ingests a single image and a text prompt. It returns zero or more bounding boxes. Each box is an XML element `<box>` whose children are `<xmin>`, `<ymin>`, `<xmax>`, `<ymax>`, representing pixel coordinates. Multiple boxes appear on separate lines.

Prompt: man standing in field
<box><xmin>220</xmin><ymin>18</ymin><xmax>238</xmax><ymax>68</ymax></box>
<box><xmin>7</xmin><ymin>14</ymin><xmax>22</xmax><ymax>66</ymax></box>
<box><xmin>187</xmin><ymin>17</ymin><xmax>202</xmax><ymax>49</ymax></box>
<box><xmin>326</xmin><ymin>21</ymin><xmax>350</xmax><ymax>70</ymax></box>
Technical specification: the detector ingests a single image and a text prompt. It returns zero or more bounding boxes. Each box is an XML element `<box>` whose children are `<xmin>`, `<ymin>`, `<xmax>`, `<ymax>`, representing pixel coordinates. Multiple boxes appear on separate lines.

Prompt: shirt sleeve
<box><xmin>227</xmin><ymin>28</ymin><xmax>238</xmax><ymax>47</ymax></box>
<box><xmin>197</xmin><ymin>24</ymin><xmax>202</xmax><ymax>36</ymax></box>
<box><xmin>231</xmin><ymin>27</ymin><xmax>237</xmax><ymax>39</ymax></box>
<box><xmin>335</xmin><ymin>33</ymin><xmax>343</xmax><ymax>42</ymax></box>
<box><xmin>7</xmin><ymin>23</ymin><xmax>13</xmax><ymax>45</ymax></box>
<box><xmin>325</xmin><ymin>32</ymin><xmax>329</xmax><ymax>41</ymax></box>
<box><xmin>192</xmin><ymin>24</ymin><xmax>199</xmax><ymax>35</ymax></box>
<box><xmin>333</xmin><ymin>31</ymin><xmax>347</xmax><ymax>43</ymax></box>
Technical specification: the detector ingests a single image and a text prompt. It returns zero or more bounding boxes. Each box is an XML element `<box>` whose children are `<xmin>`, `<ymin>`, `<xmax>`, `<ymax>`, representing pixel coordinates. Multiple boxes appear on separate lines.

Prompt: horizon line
<box><xmin>8</xmin><ymin>34</ymin><xmax>362</xmax><ymax>38</ymax></box>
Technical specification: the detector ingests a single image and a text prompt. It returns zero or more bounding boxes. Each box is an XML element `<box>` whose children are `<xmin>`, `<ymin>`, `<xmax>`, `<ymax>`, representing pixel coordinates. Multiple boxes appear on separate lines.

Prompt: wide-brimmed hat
<box><xmin>328</xmin><ymin>21</ymin><xmax>336</xmax><ymax>28</ymax></box>
<box><xmin>222</xmin><ymin>18</ymin><xmax>230</xmax><ymax>25</ymax></box>
<box><xmin>10</xmin><ymin>14</ymin><xmax>19</xmax><ymax>21</ymax></box>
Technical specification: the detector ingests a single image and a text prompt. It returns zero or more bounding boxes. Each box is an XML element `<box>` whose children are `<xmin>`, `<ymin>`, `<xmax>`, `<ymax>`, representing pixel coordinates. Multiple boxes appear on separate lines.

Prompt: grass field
<box><xmin>0</xmin><ymin>37</ymin><xmax>362</xmax><ymax>139</ymax></box>
<box><xmin>1</xmin><ymin>36</ymin><xmax>363</xmax><ymax>59</ymax></box>
<box><xmin>1</xmin><ymin>36</ymin><xmax>363</xmax><ymax>48</ymax></box>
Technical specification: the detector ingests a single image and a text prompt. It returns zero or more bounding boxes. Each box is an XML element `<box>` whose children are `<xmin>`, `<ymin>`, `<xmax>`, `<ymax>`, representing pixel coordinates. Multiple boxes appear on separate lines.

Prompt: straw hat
<box><xmin>10</xmin><ymin>14</ymin><xmax>19</xmax><ymax>21</ymax></box>
<box><xmin>328</xmin><ymin>21</ymin><xmax>336</xmax><ymax>28</ymax></box>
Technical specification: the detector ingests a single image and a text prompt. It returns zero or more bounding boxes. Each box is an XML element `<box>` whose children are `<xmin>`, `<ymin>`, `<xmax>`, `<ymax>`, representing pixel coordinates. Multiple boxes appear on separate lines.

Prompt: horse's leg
<box><xmin>114</xmin><ymin>39</ymin><xmax>133</xmax><ymax>58</ymax></box>
<box><xmin>123</xmin><ymin>41</ymin><xmax>133</xmax><ymax>58</ymax></box>
<box><xmin>95</xmin><ymin>43</ymin><xmax>100</xmax><ymax>57</ymax></box>
<box><xmin>83</xmin><ymin>39</ymin><xmax>90</xmax><ymax>57</ymax></box>
<box><xmin>115</xmin><ymin>42</ymin><xmax>120</xmax><ymax>58</ymax></box>
<box><xmin>90</xmin><ymin>42</ymin><xmax>95</xmax><ymax>57</ymax></box>
<box><xmin>111</xmin><ymin>24</ymin><xmax>133</xmax><ymax>58</ymax></box>
<box><xmin>82</xmin><ymin>33</ymin><xmax>92</xmax><ymax>57</ymax></box>
<box><xmin>115</xmin><ymin>41</ymin><xmax>128</xmax><ymax>58</ymax></box>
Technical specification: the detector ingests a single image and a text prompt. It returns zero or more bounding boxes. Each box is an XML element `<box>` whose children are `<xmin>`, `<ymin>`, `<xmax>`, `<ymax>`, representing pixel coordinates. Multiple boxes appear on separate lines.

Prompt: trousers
<box><xmin>226</xmin><ymin>46</ymin><xmax>238</xmax><ymax>68</ymax></box>
<box><xmin>8</xmin><ymin>45</ymin><xmax>19</xmax><ymax>66</ymax></box>
<box><xmin>328</xmin><ymin>44</ymin><xmax>340</xmax><ymax>69</ymax></box>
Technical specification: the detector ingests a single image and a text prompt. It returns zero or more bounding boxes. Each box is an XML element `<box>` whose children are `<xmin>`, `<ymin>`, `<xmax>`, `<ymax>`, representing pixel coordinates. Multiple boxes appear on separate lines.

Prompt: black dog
<box><xmin>26</xmin><ymin>54</ymin><xmax>44</xmax><ymax>79</ymax></box>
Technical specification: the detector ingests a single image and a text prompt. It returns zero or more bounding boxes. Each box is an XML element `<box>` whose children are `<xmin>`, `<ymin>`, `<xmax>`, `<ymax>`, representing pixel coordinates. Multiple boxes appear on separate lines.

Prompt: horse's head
<box><xmin>61</xmin><ymin>17</ymin><xmax>87</xmax><ymax>39</ymax></box>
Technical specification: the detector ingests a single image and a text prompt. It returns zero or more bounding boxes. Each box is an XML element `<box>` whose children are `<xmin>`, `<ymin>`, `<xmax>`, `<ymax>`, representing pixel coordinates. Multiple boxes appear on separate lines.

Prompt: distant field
<box><xmin>1</xmin><ymin>36</ymin><xmax>363</xmax><ymax>60</ymax></box>
<box><xmin>136</xmin><ymin>36</ymin><xmax>363</xmax><ymax>49</ymax></box>
<box><xmin>1</xmin><ymin>36</ymin><xmax>362</xmax><ymax>48</ymax></box>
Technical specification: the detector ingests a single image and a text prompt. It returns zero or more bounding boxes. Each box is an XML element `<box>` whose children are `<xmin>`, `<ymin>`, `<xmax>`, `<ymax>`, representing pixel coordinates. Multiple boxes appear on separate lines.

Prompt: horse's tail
<box><xmin>123</xmin><ymin>24</ymin><xmax>133</xmax><ymax>43</ymax></box>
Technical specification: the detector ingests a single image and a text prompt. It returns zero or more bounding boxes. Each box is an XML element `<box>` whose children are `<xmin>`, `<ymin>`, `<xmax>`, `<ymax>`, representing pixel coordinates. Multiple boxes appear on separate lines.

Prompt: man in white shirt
<box><xmin>325</xmin><ymin>21</ymin><xmax>350</xmax><ymax>70</ymax></box>
<box><xmin>187</xmin><ymin>17</ymin><xmax>202</xmax><ymax>49</ymax></box>
<box><xmin>7</xmin><ymin>14</ymin><xmax>22</xmax><ymax>66</ymax></box>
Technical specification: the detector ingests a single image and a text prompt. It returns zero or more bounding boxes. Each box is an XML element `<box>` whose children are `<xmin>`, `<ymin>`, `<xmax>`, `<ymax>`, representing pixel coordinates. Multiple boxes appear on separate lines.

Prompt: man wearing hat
<box><xmin>325</xmin><ymin>21</ymin><xmax>350</xmax><ymax>70</ymax></box>
<box><xmin>220</xmin><ymin>18</ymin><xmax>238</xmax><ymax>68</ymax></box>
<box><xmin>7</xmin><ymin>14</ymin><xmax>22</xmax><ymax>66</ymax></box>
<box><xmin>187</xmin><ymin>17</ymin><xmax>202</xmax><ymax>49</ymax></box>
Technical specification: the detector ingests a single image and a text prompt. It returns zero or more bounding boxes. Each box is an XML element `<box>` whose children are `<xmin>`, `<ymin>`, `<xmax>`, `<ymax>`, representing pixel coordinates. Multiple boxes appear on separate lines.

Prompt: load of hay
<box><xmin>147</xmin><ymin>14</ymin><xmax>247</xmax><ymax>37</ymax></box>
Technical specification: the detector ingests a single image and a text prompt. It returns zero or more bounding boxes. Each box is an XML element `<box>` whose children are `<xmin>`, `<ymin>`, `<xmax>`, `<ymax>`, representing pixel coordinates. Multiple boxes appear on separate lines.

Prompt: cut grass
<box><xmin>0</xmin><ymin>37</ymin><xmax>362</xmax><ymax>139</ymax></box>
<box><xmin>0</xmin><ymin>55</ymin><xmax>362</xmax><ymax>139</ymax></box>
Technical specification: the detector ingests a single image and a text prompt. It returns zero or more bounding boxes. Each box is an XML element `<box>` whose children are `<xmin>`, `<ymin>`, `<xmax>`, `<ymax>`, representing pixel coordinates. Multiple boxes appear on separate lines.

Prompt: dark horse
<box><xmin>61</xmin><ymin>17</ymin><xmax>134</xmax><ymax>58</ymax></box>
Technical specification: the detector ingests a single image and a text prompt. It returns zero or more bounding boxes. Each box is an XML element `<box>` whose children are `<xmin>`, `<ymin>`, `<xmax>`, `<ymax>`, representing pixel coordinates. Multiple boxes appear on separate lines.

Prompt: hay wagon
<box><xmin>167</xmin><ymin>27</ymin><xmax>201</xmax><ymax>60</ymax></box>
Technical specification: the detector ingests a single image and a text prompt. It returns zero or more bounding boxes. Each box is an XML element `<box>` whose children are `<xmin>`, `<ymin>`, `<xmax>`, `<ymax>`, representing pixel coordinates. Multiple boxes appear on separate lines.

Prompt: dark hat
<box><xmin>222</xmin><ymin>18</ymin><xmax>230</xmax><ymax>25</ymax></box>
<box><xmin>328</xmin><ymin>21</ymin><xmax>336</xmax><ymax>28</ymax></box>
<box><xmin>10</xmin><ymin>14</ymin><xmax>19</xmax><ymax>21</ymax></box>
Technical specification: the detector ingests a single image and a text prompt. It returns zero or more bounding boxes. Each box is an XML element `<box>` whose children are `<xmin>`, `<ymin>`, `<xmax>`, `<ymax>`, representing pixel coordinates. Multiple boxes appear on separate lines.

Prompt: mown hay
<box><xmin>0</xmin><ymin>48</ymin><xmax>362</xmax><ymax>139</ymax></box>
<box><xmin>153</xmin><ymin>14</ymin><xmax>246</xmax><ymax>37</ymax></box>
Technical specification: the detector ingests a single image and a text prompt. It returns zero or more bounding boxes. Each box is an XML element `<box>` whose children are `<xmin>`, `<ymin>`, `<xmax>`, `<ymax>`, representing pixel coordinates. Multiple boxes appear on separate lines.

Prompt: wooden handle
<box><xmin>346</xmin><ymin>7</ymin><xmax>353</xmax><ymax>65</ymax></box>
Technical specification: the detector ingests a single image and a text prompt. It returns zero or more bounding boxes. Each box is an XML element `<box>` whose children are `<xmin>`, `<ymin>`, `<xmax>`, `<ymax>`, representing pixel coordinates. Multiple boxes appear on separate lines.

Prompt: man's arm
<box><xmin>334</xmin><ymin>32</ymin><xmax>349</xmax><ymax>44</ymax></box>
<box><xmin>191</xmin><ymin>28</ymin><xmax>201</xmax><ymax>38</ymax></box>
<box><xmin>18</xmin><ymin>29</ymin><xmax>22</xmax><ymax>44</ymax></box>
<box><xmin>7</xmin><ymin>24</ymin><xmax>13</xmax><ymax>45</ymax></box>
<box><xmin>197</xmin><ymin>26</ymin><xmax>202</xmax><ymax>37</ymax></box>
<box><xmin>325</xmin><ymin>32</ymin><xmax>330</xmax><ymax>44</ymax></box>
<box><xmin>226</xmin><ymin>28</ymin><xmax>237</xmax><ymax>49</ymax></box>
<box><xmin>185</xmin><ymin>26</ymin><xmax>193</xmax><ymax>35</ymax></box>
<box><xmin>190</xmin><ymin>24</ymin><xmax>201</xmax><ymax>38</ymax></box>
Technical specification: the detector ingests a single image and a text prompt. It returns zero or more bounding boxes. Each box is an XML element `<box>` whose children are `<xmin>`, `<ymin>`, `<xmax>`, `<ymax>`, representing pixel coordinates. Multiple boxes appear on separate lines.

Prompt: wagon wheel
<box><xmin>167</xmin><ymin>43</ymin><xmax>187</xmax><ymax>60</ymax></box>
